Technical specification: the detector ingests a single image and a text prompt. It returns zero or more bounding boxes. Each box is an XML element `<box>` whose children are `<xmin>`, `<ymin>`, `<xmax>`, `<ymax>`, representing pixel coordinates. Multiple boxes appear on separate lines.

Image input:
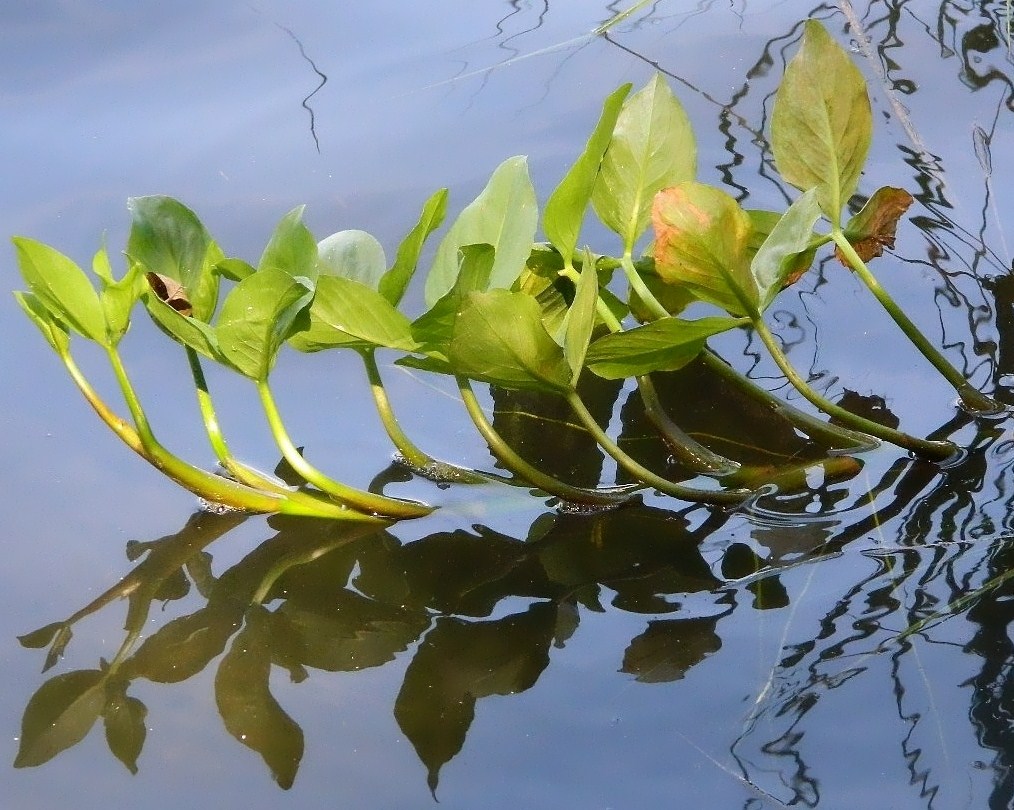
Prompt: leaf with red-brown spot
<box><xmin>835</xmin><ymin>186</ymin><xmax>914</xmax><ymax>266</ymax></box>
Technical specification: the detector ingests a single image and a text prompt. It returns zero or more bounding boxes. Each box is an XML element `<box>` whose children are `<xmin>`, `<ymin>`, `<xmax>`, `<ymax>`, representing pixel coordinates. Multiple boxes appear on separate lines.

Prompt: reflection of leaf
<box><xmin>621</xmin><ymin>617</ymin><xmax>721</xmax><ymax>682</ymax></box>
<box><xmin>215</xmin><ymin>606</ymin><xmax>304</xmax><ymax>789</ymax></box>
<box><xmin>18</xmin><ymin>621</ymin><xmax>66</xmax><ymax>650</ymax></box>
<box><xmin>103</xmin><ymin>683</ymin><xmax>148</xmax><ymax>774</ymax></box>
<box><xmin>835</xmin><ymin>186</ymin><xmax>914</xmax><ymax>264</ymax></box>
<box><xmin>127</xmin><ymin>604</ymin><xmax>240</xmax><ymax>683</ymax></box>
<box><xmin>394</xmin><ymin>604</ymin><xmax>556</xmax><ymax>792</ymax></box>
<box><xmin>15</xmin><ymin>669</ymin><xmax>106</xmax><ymax>767</ymax></box>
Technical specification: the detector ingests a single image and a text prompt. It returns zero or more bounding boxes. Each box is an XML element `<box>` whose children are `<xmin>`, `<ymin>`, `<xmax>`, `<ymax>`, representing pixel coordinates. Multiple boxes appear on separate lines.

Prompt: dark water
<box><xmin>3</xmin><ymin>2</ymin><xmax>1014</xmax><ymax>808</ymax></box>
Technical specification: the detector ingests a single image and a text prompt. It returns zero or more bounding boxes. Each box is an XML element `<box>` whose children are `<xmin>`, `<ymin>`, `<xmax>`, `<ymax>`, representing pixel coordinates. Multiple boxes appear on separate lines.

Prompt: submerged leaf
<box><xmin>585</xmin><ymin>316</ymin><xmax>741</xmax><ymax>379</ymax></box>
<box><xmin>771</xmin><ymin>20</ymin><xmax>872</xmax><ymax>226</ymax></box>
<box><xmin>424</xmin><ymin>156</ymin><xmax>538</xmax><ymax>305</ymax></box>
<box><xmin>592</xmin><ymin>74</ymin><xmax>696</xmax><ymax>251</ymax></box>
<box><xmin>652</xmin><ymin>183</ymin><xmax>755</xmax><ymax>317</ymax></box>
<box><xmin>380</xmin><ymin>188</ymin><xmax>449</xmax><ymax>305</ymax></box>
<box><xmin>544</xmin><ymin>83</ymin><xmax>631</xmax><ymax>263</ymax></box>
<box><xmin>15</xmin><ymin>669</ymin><xmax>106</xmax><ymax>768</ymax></box>
<box><xmin>449</xmin><ymin>289</ymin><xmax>573</xmax><ymax>394</ymax></box>
<box><xmin>835</xmin><ymin>186</ymin><xmax>914</xmax><ymax>264</ymax></box>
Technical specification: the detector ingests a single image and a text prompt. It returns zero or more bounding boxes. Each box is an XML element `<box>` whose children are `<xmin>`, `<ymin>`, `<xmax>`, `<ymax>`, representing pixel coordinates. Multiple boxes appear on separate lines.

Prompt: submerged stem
<box><xmin>455</xmin><ymin>376</ymin><xmax>640</xmax><ymax>506</ymax></box>
<box><xmin>751</xmin><ymin>317</ymin><xmax>957</xmax><ymax>460</ymax></box>
<box><xmin>831</xmin><ymin>230</ymin><xmax>1002</xmax><ymax>414</ymax></box>
<box><xmin>564</xmin><ymin>390</ymin><xmax>753</xmax><ymax>505</ymax></box>
<box><xmin>256</xmin><ymin>379</ymin><xmax>434</xmax><ymax>519</ymax></box>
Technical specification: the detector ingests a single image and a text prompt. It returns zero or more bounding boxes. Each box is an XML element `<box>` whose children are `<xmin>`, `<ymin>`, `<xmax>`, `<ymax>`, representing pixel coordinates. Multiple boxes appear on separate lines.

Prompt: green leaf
<box><xmin>751</xmin><ymin>188</ymin><xmax>821</xmax><ymax>311</ymax></box>
<box><xmin>591</xmin><ymin>74</ymin><xmax>696</xmax><ymax>251</ymax></box>
<box><xmin>316</xmin><ymin>229</ymin><xmax>386</xmax><ymax>287</ymax></box>
<box><xmin>771</xmin><ymin>19</ymin><xmax>872</xmax><ymax>227</ymax></box>
<box><xmin>14</xmin><ymin>292</ymin><xmax>71</xmax><ymax>355</ymax></box>
<box><xmin>449</xmin><ymin>289</ymin><xmax>572</xmax><ymax>394</ymax></box>
<box><xmin>424</xmin><ymin>156</ymin><xmax>538</xmax><ymax>306</ymax></box>
<box><xmin>289</xmin><ymin>275</ymin><xmax>417</xmax><ymax>353</ymax></box>
<box><xmin>103</xmin><ymin>685</ymin><xmax>147</xmax><ymax>775</ymax></box>
<box><xmin>585</xmin><ymin>316</ymin><xmax>741</xmax><ymax>378</ymax></box>
<box><xmin>15</xmin><ymin>670</ymin><xmax>106</xmax><ymax>767</ymax></box>
<box><xmin>12</xmin><ymin>237</ymin><xmax>106</xmax><ymax>342</ymax></box>
<box><xmin>92</xmin><ymin>241</ymin><xmax>114</xmax><ymax>284</ymax></box>
<box><xmin>258</xmin><ymin>206</ymin><xmax>318</xmax><ymax>285</ymax></box>
<box><xmin>215</xmin><ymin>607</ymin><xmax>304</xmax><ymax>790</ymax></box>
<box><xmin>101</xmin><ymin>260</ymin><xmax>146</xmax><ymax>345</ymax></box>
<box><xmin>544</xmin><ymin>83</ymin><xmax>631</xmax><ymax>263</ymax></box>
<box><xmin>216</xmin><ymin>268</ymin><xmax>315</xmax><ymax>381</ymax></box>
<box><xmin>651</xmin><ymin>182</ymin><xmax>756</xmax><ymax>317</ymax></box>
<box><xmin>411</xmin><ymin>244</ymin><xmax>495</xmax><ymax>362</ymax></box>
<box><xmin>142</xmin><ymin>286</ymin><xmax>224</xmax><ymax>362</ymax></box>
<box><xmin>216</xmin><ymin>257</ymin><xmax>256</xmax><ymax>282</ymax></box>
<box><xmin>562</xmin><ymin>261</ymin><xmax>598</xmax><ymax>386</ymax></box>
<box><xmin>380</xmin><ymin>188</ymin><xmax>449</xmax><ymax>305</ymax></box>
<box><xmin>126</xmin><ymin>196</ymin><xmax>221</xmax><ymax>322</ymax></box>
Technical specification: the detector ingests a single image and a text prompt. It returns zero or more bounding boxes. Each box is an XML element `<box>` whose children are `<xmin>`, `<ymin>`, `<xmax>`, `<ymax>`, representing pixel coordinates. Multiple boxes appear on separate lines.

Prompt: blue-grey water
<box><xmin>3</xmin><ymin>2</ymin><xmax>1014</xmax><ymax>808</ymax></box>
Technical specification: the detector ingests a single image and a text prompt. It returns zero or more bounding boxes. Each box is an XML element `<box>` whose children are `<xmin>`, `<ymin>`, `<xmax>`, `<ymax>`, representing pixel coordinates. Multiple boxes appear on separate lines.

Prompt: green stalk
<box><xmin>831</xmin><ymin>230</ymin><xmax>1002</xmax><ymax>414</ymax></box>
<box><xmin>186</xmin><ymin>349</ymin><xmax>381</xmax><ymax>521</ymax></box>
<box><xmin>360</xmin><ymin>349</ymin><xmax>487</xmax><ymax>483</ymax></box>
<box><xmin>561</xmin><ymin>264</ymin><xmax>739</xmax><ymax>475</ymax></box>
<box><xmin>456</xmin><ymin>376</ymin><xmax>641</xmax><ymax>506</ymax></box>
<box><xmin>564</xmin><ymin>390</ymin><xmax>753</xmax><ymax>505</ymax></box>
<box><xmin>256</xmin><ymin>379</ymin><xmax>434</xmax><ymax>519</ymax></box>
<box><xmin>751</xmin><ymin>317</ymin><xmax>957</xmax><ymax>460</ymax></box>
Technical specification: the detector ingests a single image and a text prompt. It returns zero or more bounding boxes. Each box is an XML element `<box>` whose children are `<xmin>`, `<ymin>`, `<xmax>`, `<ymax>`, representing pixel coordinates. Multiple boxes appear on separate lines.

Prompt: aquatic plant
<box><xmin>12</xmin><ymin>20</ymin><xmax>1002</xmax><ymax>521</ymax></box>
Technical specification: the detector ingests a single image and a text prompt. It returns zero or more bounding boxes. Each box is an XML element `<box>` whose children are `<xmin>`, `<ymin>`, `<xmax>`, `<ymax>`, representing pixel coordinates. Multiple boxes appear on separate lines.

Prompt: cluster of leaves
<box><xmin>12</xmin><ymin>20</ymin><xmax>998</xmax><ymax>523</ymax></box>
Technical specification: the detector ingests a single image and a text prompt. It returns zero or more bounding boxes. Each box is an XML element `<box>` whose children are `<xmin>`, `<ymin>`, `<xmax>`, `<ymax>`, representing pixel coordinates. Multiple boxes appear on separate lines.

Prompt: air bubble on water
<box><xmin>392</xmin><ymin>452</ymin><xmax>473</xmax><ymax>484</ymax></box>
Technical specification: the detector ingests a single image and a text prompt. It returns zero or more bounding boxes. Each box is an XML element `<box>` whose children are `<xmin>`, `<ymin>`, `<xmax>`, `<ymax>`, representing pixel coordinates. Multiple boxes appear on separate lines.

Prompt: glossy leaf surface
<box><xmin>771</xmin><ymin>20</ymin><xmax>872</xmax><ymax>226</ymax></box>
<box><xmin>424</xmin><ymin>156</ymin><xmax>537</xmax><ymax>305</ymax></box>
<box><xmin>585</xmin><ymin>316</ymin><xmax>741</xmax><ymax>379</ymax></box>
<box><xmin>258</xmin><ymin>206</ymin><xmax>318</xmax><ymax>285</ymax></box>
<box><xmin>591</xmin><ymin>75</ymin><xmax>696</xmax><ymax>250</ymax></box>
<box><xmin>380</xmin><ymin>187</ymin><xmax>448</xmax><ymax>305</ymax></box>
<box><xmin>316</xmin><ymin>229</ymin><xmax>386</xmax><ymax>287</ymax></box>
<box><xmin>544</xmin><ymin>83</ymin><xmax>631</xmax><ymax>263</ymax></box>
<box><xmin>751</xmin><ymin>188</ymin><xmax>821</xmax><ymax>311</ymax></box>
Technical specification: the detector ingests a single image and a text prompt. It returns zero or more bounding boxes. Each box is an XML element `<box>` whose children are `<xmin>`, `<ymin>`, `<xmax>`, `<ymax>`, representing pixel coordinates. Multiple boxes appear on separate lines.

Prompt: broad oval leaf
<box><xmin>258</xmin><ymin>206</ymin><xmax>319</xmax><ymax>285</ymax></box>
<box><xmin>751</xmin><ymin>188</ymin><xmax>821</xmax><ymax>311</ymax></box>
<box><xmin>591</xmin><ymin>74</ymin><xmax>696</xmax><ymax>251</ymax></box>
<box><xmin>316</xmin><ymin>229</ymin><xmax>386</xmax><ymax>287</ymax></box>
<box><xmin>544</xmin><ymin>83</ymin><xmax>631</xmax><ymax>264</ymax></box>
<box><xmin>215</xmin><ymin>607</ymin><xmax>304</xmax><ymax>789</ymax></box>
<box><xmin>126</xmin><ymin>605</ymin><xmax>239</xmax><ymax>684</ymax></box>
<box><xmin>12</xmin><ymin>237</ymin><xmax>106</xmax><ymax>342</ymax></box>
<box><xmin>771</xmin><ymin>20</ymin><xmax>872</xmax><ymax>227</ymax></box>
<box><xmin>217</xmin><ymin>268</ymin><xmax>315</xmax><ymax>381</ymax></box>
<box><xmin>127</xmin><ymin>196</ymin><xmax>221</xmax><ymax>321</ymax></box>
<box><xmin>103</xmin><ymin>685</ymin><xmax>148</xmax><ymax>775</ymax></box>
<box><xmin>380</xmin><ymin>188</ymin><xmax>448</xmax><ymax>305</ymax></box>
<box><xmin>585</xmin><ymin>316</ymin><xmax>742</xmax><ymax>378</ymax></box>
<box><xmin>424</xmin><ymin>156</ymin><xmax>538</xmax><ymax>306</ymax></box>
<box><xmin>449</xmin><ymin>289</ymin><xmax>572</xmax><ymax>394</ymax></box>
<box><xmin>14</xmin><ymin>292</ymin><xmax>71</xmax><ymax>355</ymax></box>
<box><xmin>15</xmin><ymin>669</ymin><xmax>106</xmax><ymax>768</ymax></box>
<box><xmin>652</xmin><ymin>182</ymin><xmax>756</xmax><ymax>317</ymax></box>
<box><xmin>289</xmin><ymin>275</ymin><xmax>417</xmax><ymax>353</ymax></box>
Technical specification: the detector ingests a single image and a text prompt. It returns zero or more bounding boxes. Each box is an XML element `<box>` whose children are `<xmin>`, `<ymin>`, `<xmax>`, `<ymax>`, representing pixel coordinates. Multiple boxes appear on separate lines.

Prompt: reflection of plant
<box><xmin>12</xmin><ymin>20</ymin><xmax>1001</xmax><ymax>521</ymax></box>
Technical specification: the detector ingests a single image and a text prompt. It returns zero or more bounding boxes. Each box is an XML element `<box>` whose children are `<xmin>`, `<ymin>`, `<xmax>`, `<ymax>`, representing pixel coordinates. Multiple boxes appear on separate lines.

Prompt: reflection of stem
<box><xmin>186</xmin><ymin>349</ymin><xmax>370</xmax><ymax>520</ymax></box>
<box><xmin>831</xmin><ymin>230</ymin><xmax>1002</xmax><ymax>414</ymax></box>
<box><xmin>564</xmin><ymin>390</ymin><xmax>752</xmax><ymax>505</ymax></box>
<box><xmin>256</xmin><ymin>380</ymin><xmax>433</xmax><ymax>519</ymax></box>
<box><xmin>362</xmin><ymin>349</ymin><xmax>487</xmax><ymax>483</ymax></box>
<box><xmin>752</xmin><ymin>317</ymin><xmax>957</xmax><ymax>460</ymax></box>
<box><xmin>456</xmin><ymin>376</ymin><xmax>640</xmax><ymax>506</ymax></box>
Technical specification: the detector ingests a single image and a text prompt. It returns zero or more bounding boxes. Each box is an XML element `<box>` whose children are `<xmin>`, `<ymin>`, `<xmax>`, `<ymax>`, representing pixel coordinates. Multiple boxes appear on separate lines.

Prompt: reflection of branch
<box><xmin>275</xmin><ymin>23</ymin><xmax>327</xmax><ymax>153</ymax></box>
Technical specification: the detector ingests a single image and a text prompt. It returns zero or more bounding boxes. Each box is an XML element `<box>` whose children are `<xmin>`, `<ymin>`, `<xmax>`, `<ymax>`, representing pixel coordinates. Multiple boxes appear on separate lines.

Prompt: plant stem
<box><xmin>361</xmin><ymin>349</ymin><xmax>487</xmax><ymax>483</ymax></box>
<box><xmin>256</xmin><ymin>379</ymin><xmax>434</xmax><ymax>519</ymax></box>
<box><xmin>751</xmin><ymin>317</ymin><xmax>957</xmax><ymax>460</ymax></box>
<box><xmin>186</xmin><ymin>349</ymin><xmax>379</xmax><ymax>520</ymax></box>
<box><xmin>831</xmin><ymin>229</ymin><xmax>1002</xmax><ymax>414</ymax></box>
<box><xmin>564</xmin><ymin>390</ymin><xmax>753</xmax><ymax>505</ymax></box>
<box><xmin>456</xmin><ymin>376</ymin><xmax>641</xmax><ymax>506</ymax></box>
<box><xmin>699</xmin><ymin>349</ymin><xmax>879</xmax><ymax>451</ymax></box>
<box><xmin>620</xmin><ymin>252</ymin><xmax>669</xmax><ymax>321</ymax></box>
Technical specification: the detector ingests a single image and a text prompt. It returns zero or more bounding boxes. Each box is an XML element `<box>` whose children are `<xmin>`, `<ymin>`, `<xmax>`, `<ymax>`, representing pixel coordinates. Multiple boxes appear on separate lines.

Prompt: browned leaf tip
<box><xmin>835</xmin><ymin>186</ymin><xmax>914</xmax><ymax>266</ymax></box>
<box><xmin>145</xmin><ymin>272</ymin><xmax>193</xmax><ymax>317</ymax></box>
